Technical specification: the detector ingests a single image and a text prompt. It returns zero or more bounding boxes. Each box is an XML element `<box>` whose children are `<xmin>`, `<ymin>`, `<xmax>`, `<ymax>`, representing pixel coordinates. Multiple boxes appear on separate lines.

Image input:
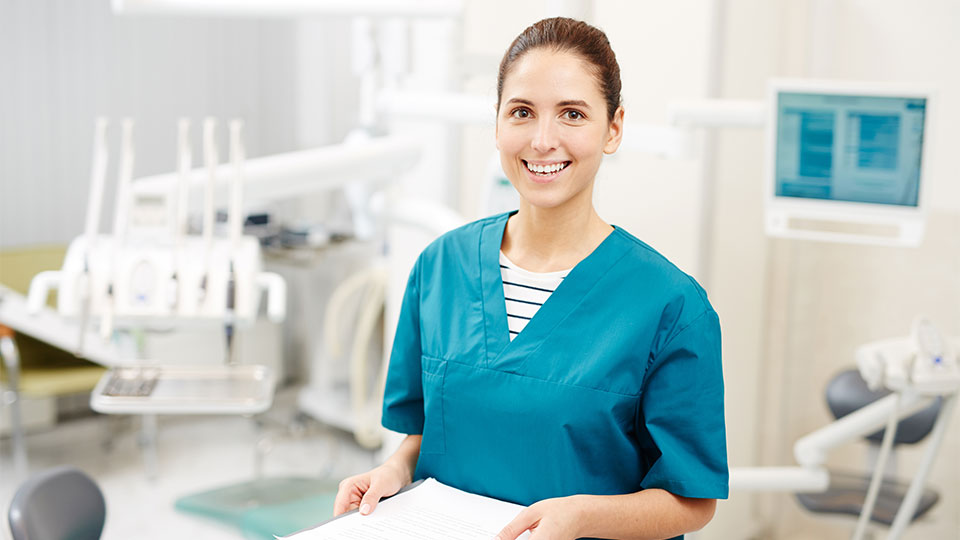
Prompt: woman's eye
<box><xmin>564</xmin><ymin>110</ymin><xmax>584</xmax><ymax>120</ymax></box>
<box><xmin>512</xmin><ymin>108</ymin><xmax>530</xmax><ymax>119</ymax></box>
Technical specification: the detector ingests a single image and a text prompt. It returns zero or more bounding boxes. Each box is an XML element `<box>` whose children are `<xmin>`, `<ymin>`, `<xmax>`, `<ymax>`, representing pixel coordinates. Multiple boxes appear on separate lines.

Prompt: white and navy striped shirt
<box><xmin>500</xmin><ymin>251</ymin><xmax>571</xmax><ymax>340</ymax></box>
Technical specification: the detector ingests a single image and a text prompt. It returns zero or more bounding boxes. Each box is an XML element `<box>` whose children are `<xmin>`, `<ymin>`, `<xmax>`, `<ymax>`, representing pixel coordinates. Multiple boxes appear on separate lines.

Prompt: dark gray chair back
<box><xmin>8</xmin><ymin>466</ymin><xmax>105</xmax><ymax>540</ymax></box>
<box><xmin>826</xmin><ymin>369</ymin><xmax>942</xmax><ymax>444</ymax></box>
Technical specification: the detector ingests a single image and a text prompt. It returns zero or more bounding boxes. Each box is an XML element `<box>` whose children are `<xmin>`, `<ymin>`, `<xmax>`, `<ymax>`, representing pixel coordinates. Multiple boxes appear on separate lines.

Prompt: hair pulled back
<box><xmin>497</xmin><ymin>17</ymin><xmax>622</xmax><ymax>122</ymax></box>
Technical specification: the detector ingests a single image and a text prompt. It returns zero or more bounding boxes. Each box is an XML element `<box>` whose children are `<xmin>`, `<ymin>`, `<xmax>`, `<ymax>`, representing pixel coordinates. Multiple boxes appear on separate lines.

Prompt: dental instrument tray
<box><xmin>90</xmin><ymin>364</ymin><xmax>275</xmax><ymax>415</ymax></box>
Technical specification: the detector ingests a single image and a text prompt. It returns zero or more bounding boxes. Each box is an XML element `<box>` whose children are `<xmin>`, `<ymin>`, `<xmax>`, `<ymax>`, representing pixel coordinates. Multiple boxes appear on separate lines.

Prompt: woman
<box><xmin>333</xmin><ymin>17</ymin><xmax>727</xmax><ymax>540</ymax></box>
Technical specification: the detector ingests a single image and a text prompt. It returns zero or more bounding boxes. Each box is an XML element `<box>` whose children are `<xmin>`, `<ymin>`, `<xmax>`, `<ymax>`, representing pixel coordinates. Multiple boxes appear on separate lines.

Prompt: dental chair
<box><xmin>8</xmin><ymin>466</ymin><xmax>106</xmax><ymax>540</ymax></box>
<box><xmin>795</xmin><ymin>369</ymin><xmax>942</xmax><ymax>528</ymax></box>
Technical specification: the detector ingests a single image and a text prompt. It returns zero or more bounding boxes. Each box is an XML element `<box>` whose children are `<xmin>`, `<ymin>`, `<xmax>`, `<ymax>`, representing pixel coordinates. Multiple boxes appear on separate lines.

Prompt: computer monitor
<box><xmin>765</xmin><ymin>80</ymin><xmax>933</xmax><ymax>246</ymax></box>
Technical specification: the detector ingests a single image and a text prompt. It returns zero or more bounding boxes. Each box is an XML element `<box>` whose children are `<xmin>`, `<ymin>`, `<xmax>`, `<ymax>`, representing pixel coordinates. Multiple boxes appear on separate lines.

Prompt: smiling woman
<box><xmin>335</xmin><ymin>17</ymin><xmax>728</xmax><ymax>540</ymax></box>
<box><xmin>495</xmin><ymin>47</ymin><xmax>622</xmax><ymax>226</ymax></box>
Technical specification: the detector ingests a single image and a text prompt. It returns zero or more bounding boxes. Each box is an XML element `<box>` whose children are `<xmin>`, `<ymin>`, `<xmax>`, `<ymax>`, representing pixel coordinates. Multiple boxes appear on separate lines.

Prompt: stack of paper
<box><xmin>281</xmin><ymin>478</ymin><xmax>530</xmax><ymax>540</ymax></box>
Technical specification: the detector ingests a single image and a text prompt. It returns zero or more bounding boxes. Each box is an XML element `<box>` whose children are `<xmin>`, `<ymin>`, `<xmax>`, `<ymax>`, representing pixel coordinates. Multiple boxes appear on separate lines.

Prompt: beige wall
<box><xmin>0</xmin><ymin>1</ymin><xmax>299</xmax><ymax>249</ymax></box>
<box><xmin>712</xmin><ymin>1</ymin><xmax>960</xmax><ymax>539</ymax></box>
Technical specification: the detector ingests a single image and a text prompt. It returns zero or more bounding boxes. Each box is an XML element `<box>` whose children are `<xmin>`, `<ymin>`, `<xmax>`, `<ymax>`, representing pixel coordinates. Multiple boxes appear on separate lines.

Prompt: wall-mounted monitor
<box><xmin>765</xmin><ymin>80</ymin><xmax>933</xmax><ymax>246</ymax></box>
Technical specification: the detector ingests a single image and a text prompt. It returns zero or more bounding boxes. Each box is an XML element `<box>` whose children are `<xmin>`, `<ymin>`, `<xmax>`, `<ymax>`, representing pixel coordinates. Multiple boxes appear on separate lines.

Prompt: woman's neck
<box><xmin>501</xmin><ymin>200</ymin><xmax>613</xmax><ymax>273</ymax></box>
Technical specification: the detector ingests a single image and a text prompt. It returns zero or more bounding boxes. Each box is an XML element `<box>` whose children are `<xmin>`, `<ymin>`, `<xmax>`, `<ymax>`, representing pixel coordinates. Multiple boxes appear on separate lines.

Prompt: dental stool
<box><xmin>8</xmin><ymin>466</ymin><xmax>106</xmax><ymax>540</ymax></box>
<box><xmin>795</xmin><ymin>369</ymin><xmax>942</xmax><ymax>526</ymax></box>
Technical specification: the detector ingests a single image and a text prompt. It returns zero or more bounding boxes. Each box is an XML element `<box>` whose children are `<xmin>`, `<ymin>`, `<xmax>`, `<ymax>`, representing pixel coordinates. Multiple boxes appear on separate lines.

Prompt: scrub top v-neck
<box><xmin>381</xmin><ymin>211</ymin><xmax>728</xmax><ymax>519</ymax></box>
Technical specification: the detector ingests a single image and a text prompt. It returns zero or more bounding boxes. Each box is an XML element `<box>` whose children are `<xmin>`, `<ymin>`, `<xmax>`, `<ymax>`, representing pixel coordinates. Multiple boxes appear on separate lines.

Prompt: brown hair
<box><xmin>497</xmin><ymin>17</ymin><xmax>622</xmax><ymax>121</ymax></box>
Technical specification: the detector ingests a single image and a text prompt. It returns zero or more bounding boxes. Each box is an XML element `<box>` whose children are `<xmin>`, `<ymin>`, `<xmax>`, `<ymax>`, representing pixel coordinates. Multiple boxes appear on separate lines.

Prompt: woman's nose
<box><xmin>531</xmin><ymin>119</ymin><xmax>558</xmax><ymax>152</ymax></box>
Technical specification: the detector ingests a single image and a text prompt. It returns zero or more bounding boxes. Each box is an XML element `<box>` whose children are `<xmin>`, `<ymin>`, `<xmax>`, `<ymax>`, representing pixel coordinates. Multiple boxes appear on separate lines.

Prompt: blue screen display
<box><xmin>775</xmin><ymin>92</ymin><xmax>926</xmax><ymax>207</ymax></box>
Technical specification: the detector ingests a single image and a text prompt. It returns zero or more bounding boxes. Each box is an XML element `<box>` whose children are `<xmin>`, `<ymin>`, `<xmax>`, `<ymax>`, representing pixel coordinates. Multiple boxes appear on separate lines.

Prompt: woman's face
<box><xmin>496</xmin><ymin>48</ymin><xmax>623</xmax><ymax>212</ymax></box>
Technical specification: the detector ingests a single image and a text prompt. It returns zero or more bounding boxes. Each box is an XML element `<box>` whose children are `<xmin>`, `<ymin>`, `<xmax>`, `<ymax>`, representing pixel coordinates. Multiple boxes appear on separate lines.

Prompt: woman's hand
<box><xmin>332</xmin><ymin>461</ymin><xmax>412</xmax><ymax>517</ymax></box>
<box><xmin>494</xmin><ymin>496</ymin><xmax>584</xmax><ymax>540</ymax></box>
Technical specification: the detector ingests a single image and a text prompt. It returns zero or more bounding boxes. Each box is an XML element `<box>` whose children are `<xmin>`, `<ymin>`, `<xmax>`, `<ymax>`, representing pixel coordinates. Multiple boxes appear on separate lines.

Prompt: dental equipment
<box><xmin>26</xmin><ymin>118</ymin><xmax>286</xmax><ymax>422</ymax></box>
<box><xmin>729</xmin><ymin>318</ymin><xmax>960</xmax><ymax>540</ymax></box>
<box><xmin>27</xmin><ymin>120</ymin><xmax>288</xmax><ymax>328</ymax></box>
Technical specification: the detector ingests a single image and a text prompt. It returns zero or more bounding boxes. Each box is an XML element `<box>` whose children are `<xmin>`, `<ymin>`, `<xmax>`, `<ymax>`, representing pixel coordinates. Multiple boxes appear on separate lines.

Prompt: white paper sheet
<box><xmin>282</xmin><ymin>478</ymin><xmax>530</xmax><ymax>540</ymax></box>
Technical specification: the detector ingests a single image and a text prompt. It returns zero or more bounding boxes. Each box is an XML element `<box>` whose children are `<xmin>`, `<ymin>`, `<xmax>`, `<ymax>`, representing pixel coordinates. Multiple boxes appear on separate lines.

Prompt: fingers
<box><xmin>495</xmin><ymin>507</ymin><xmax>538</xmax><ymax>540</ymax></box>
<box><xmin>333</xmin><ymin>468</ymin><xmax>402</xmax><ymax>517</ymax></box>
<box><xmin>333</xmin><ymin>477</ymin><xmax>361</xmax><ymax>516</ymax></box>
<box><xmin>358</xmin><ymin>484</ymin><xmax>386</xmax><ymax>515</ymax></box>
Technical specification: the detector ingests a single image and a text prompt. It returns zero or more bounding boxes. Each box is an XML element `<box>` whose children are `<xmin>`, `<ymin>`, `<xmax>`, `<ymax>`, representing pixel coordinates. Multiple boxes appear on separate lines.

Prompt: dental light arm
<box><xmin>129</xmin><ymin>135</ymin><xmax>420</xmax><ymax>209</ymax></box>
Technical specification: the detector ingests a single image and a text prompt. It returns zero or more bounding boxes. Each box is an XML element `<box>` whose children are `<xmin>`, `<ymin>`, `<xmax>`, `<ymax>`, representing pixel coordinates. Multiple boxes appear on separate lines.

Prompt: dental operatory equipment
<box><xmin>28</xmin><ymin>118</ymin><xmax>287</xmax><ymax>340</ymax></box>
<box><xmin>24</xmin><ymin>118</ymin><xmax>286</xmax><ymax>424</ymax></box>
<box><xmin>729</xmin><ymin>317</ymin><xmax>959</xmax><ymax>540</ymax></box>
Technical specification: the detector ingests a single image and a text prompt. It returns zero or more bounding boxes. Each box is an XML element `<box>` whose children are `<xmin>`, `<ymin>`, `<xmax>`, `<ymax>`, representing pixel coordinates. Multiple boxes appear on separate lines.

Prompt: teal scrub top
<box><xmin>382</xmin><ymin>211</ymin><xmax>728</xmax><ymax>537</ymax></box>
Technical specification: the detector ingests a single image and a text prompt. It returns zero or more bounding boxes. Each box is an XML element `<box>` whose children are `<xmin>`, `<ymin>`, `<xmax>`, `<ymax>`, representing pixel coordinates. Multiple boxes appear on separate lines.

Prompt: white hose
<box><xmin>323</xmin><ymin>264</ymin><xmax>388</xmax><ymax>449</ymax></box>
<box><xmin>324</xmin><ymin>266</ymin><xmax>382</xmax><ymax>357</ymax></box>
<box><xmin>349</xmin><ymin>269</ymin><xmax>387</xmax><ymax>449</ymax></box>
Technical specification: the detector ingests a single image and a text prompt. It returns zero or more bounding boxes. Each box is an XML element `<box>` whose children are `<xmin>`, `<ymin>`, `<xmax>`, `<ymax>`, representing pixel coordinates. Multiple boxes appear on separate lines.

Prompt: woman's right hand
<box><xmin>332</xmin><ymin>461</ymin><xmax>411</xmax><ymax>517</ymax></box>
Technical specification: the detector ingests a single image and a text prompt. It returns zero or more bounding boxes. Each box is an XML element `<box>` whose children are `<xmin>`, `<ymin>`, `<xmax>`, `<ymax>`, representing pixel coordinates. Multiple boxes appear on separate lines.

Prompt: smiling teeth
<box><xmin>526</xmin><ymin>161</ymin><xmax>569</xmax><ymax>174</ymax></box>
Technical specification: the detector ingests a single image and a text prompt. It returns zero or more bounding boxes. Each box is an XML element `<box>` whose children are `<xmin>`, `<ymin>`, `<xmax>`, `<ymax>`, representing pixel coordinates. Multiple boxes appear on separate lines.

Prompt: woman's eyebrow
<box><xmin>505</xmin><ymin>98</ymin><xmax>592</xmax><ymax>109</ymax></box>
<box><xmin>557</xmin><ymin>99</ymin><xmax>591</xmax><ymax>109</ymax></box>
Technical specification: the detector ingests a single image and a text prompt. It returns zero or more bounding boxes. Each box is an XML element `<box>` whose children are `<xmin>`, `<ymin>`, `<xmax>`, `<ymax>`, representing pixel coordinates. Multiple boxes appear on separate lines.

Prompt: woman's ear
<box><xmin>603</xmin><ymin>106</ymin><xmax>625</xmax><ymax>154</ymax></box>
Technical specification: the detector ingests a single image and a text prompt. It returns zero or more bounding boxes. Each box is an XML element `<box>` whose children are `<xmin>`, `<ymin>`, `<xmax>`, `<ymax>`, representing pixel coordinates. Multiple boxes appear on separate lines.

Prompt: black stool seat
<box><xmin>796</xmin><ymin>470</ymin><xmax>939</xmax><ymax>526</ymax></box>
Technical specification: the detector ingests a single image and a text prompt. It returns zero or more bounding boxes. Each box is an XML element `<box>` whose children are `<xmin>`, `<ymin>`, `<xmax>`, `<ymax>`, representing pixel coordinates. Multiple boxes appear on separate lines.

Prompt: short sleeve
<box><xmin>638</xmin><ymin>309</ymin><xmax>728</xmax><ymax>499</ymax></box>
<box><xmin>380</xmin><ymin>257</ymin><xmax>425</xmax><ymax>435</ymax></box>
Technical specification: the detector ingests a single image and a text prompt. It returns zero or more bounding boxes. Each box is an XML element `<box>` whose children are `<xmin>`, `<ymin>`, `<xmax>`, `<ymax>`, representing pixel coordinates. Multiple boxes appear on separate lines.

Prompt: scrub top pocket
<box><xmin>419</xmin><ymin>356</ymin><xmax>447</xmax><ymax>455</ymax></box>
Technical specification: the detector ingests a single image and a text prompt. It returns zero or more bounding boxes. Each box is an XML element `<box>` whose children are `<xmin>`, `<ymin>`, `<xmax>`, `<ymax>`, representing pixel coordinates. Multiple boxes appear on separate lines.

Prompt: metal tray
<box><xmin>90</xmin><ymin>364</ymin><xmax>275</xmax><ymax>415</ymax></box>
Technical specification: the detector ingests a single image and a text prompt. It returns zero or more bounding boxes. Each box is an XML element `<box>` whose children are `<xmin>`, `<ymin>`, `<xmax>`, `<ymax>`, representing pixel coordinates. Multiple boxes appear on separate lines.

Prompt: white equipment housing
<box><xmin>31</xmin><ymin>235</ymin><xmax>280</xmax><ymax>324</ymax></box>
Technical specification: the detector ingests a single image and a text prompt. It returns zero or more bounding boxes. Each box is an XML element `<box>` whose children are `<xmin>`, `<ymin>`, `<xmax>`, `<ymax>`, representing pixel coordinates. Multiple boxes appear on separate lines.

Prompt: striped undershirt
<box><xmin>500</xmin><ymin>251</ymin><xmax>571</xmax><ymax>341</ymax></box>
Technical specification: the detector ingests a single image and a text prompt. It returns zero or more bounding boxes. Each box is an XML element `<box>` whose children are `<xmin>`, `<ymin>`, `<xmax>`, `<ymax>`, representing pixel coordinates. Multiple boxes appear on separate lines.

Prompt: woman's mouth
<box><xmin>523</xmin><ymin>160</ymin><xmax>571</xmax><ymax>183</ymax></box>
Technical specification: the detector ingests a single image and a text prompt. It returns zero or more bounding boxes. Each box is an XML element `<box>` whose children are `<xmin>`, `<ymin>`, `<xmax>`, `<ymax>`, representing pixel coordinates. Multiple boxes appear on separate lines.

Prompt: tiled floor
<box><xmin>0</xmin><ymin>388</ymin><xmax>378</xmax><ymax>540</ymax></box>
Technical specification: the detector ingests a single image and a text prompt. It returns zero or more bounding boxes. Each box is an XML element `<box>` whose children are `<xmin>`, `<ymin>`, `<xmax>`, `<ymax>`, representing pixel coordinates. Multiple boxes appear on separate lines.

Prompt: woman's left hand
<box><xmin>494</xmin><ymin>496</ymin><xmax>584</xmax><ymax>540</ymax></box>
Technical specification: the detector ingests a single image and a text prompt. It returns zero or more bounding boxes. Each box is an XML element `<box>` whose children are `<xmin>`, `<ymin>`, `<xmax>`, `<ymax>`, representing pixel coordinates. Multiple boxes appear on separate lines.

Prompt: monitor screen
<box><xmin>774</xmin><ymin>92</ymin><xmax>926</xmax><ymax>207</ymax></box>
